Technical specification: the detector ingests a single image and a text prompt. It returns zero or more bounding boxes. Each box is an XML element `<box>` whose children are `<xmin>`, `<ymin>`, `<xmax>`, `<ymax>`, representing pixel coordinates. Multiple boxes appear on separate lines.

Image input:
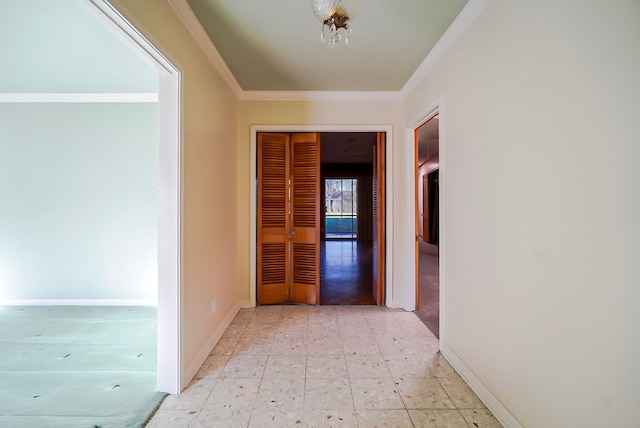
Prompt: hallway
<box><xmin>147</xmin><ymin>306</ymin><xmax>500</xmax><ymax>427</ymax></box>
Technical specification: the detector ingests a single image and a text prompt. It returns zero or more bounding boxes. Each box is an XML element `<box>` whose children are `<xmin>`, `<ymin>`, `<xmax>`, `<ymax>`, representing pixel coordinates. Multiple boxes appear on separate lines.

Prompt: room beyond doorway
<box><xmin>414</xmin><ymin>114</ymin><xmax>440</xmax><ymax>337</ymax></box>
<box><xmin>320</xmin><ymin>132</ymin><xmax>383</xmax><ymax>305</ymax></box>
<box><xmin>320</xmin><ymin>240</ymin><xmax>375</xmax><ymax>305</ymax></box>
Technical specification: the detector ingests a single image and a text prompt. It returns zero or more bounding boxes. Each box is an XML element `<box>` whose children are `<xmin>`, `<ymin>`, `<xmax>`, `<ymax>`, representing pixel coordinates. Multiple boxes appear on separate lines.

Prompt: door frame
<box><xmin>250</xmin><ymin>125</ymin><xmax>393</xmax><ymax>307</ymax></box>
<box><xmin>414</xmin><ymin>120</ymin><xmax>439</xmax><ymax>311</ymax></box>
<box><xmin>89</xmin><ymin>0</ymin><xmax>182</xmax><ymax>394</ymax></box>
<box><xmin>407</xmin><ymin>97</ymin><xmax>443</xmax><ymax>340</ymax></box>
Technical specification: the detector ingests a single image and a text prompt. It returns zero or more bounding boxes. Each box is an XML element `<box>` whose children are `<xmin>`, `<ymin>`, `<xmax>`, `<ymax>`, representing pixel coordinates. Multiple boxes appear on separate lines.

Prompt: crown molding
<box><xmin>401</xmin><ymin>0</ymin><xmax>490</xmax><ymax>98</ymax></box>
<box><xmin>166</xmin><ymin>0</ymin><xmax>243</xmax><ymax>98</ymax></box>
<box><xmin>240</xmin><ymin>90</ymin><xmax>403</xmax><ymax>102</ymax></box>
<box><xmin>0</xmin><ymin>93</ymin><xmax>158</xmax><ymax>103</ymax></box>
<box><xmin>164</xmin><ymin>0</ymin><xmax>486</xmax><ymax>103</ymax></box>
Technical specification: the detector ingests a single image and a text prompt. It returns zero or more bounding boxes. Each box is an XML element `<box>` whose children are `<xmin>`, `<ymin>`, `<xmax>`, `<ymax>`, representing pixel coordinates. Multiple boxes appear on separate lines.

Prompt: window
<box><xmin>324</xmin><ymin>178</ymin><xmax>358</xmax><ymax>239</ymax></box>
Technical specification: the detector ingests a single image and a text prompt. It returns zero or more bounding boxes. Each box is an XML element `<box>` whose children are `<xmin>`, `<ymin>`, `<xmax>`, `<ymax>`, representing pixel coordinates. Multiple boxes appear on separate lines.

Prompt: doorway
<box><xmin>320</xmin><ymin>132</ymin><xmax>378</xmax><ymax>305</ymax></box>
<box><xmin>414</xmin><ymin>115</ymin><xmax>440</xmax><ymax>337</ymax></box>
<box><xmin>89</xmin><ymin>0</ymin><xmax>182</xmax><ymax>393</ymax></box>
<box><xmin>255</xmin><ymin>130</ymin><xmax>386</xmax><ymax>306</ymax></box>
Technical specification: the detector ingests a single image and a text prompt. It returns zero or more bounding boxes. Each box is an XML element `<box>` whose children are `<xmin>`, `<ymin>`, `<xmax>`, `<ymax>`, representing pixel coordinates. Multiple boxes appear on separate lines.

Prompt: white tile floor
<box><xmin>147</xmin><ymin>306</ymin><xmax>502</xmax><ymax>427</ymax></box>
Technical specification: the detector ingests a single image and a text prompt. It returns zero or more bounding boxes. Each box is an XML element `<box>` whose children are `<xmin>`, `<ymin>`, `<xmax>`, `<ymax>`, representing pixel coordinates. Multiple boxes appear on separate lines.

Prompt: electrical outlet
<box><xmin>211</xmin><ymin>299</ymin><xmax>217</xmax><ymax>315</ymax></box>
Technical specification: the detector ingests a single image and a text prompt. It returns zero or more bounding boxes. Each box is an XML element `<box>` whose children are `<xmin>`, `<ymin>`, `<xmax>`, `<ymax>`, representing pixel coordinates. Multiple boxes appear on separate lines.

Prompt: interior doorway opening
<box><xmin>320</xmin><ymin>132</ymin><xmax>379</xmax><ymax>305</ymax></box>
<box><xmin>255</xmin><ymin>130</ymin><xmax>386</xmax><ymax>307</ymax></box>
<box><xmin>89</xmin><ymin>0</ymin><xmax>182</xmax><ymax>393</ymax></box>
<box><xmin>414</xmin><ymin>115</ymin><xmax>440</xmax><ymax>338</ymax></box>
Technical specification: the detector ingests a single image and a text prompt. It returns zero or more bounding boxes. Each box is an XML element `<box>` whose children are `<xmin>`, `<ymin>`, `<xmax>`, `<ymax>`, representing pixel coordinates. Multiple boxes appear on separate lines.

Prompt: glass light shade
<box><xmin>311</xmin><ymin>0</ymin><xmax>363</xmax><ymax>45</ymax></box>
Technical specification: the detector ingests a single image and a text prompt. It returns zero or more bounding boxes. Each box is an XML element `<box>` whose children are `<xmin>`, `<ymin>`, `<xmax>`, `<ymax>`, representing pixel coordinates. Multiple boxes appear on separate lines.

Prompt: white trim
<box><xmin>404</xmin><ymin>97</ymin><xmax>442</xmax><ymax>326</ymax></box>
<box><xmin>238</xmin><ymin>299</ymin><xmax>254</xmax><ymax>309</ymax></box>
<box><xmin>406</xmin><ymin>99</ymin><xmax>442</xmax><ymax>131</ymax></box>
<box><xmin>157</xmin><ymin>63</ymin><xmax>183</xmax><ymax>395</ymax></box>
<box><xmin>0</xmin><ymin>93</ymin><xmax>158</xmax><ymax>103</ymax></box>
<box><xmin>436</xmin><ymin>99</ymin><xmax>446</xmax><ymax>344</ymax></box>
<box><xmin>249</xmin><ymin>124</ymin><xmax>394</xmax><ymax>308</ymax></box>
<box><xmin>401</xmin><ymin>0</ymin><xmax>490</xmax><ymax>98</ymax></box>
<box><xmin>88</xmin><ymin>0</ymin><xmax>183</xmax><ymax>395</ymax></box>
<box><xmin>441</xmin><ymin>343</ymin><xmax>524</xmax><ymax>428</ymax></box>
<box><xmin>183</xmin><ymin>302</ymin><xmax>241</xmax><ymax>386</ymax></box>
<box><xmin>85</xmin><ymin>1</ymin><xmax>178</xmax><ymax>76</ymax></box>
<box><xmin>0</xmin><ymin>299</ymin><xmax>157</xmax><ymax>306</ymax></box>
<box><xmin>166</xmin><ymin>0</ymin><xmax>242</xmax><ymax>98</ymax></box>
<box><xmin>240</xmin><ymin>91</ymin><xmax>403</xmax><ymax>102</ymax></box>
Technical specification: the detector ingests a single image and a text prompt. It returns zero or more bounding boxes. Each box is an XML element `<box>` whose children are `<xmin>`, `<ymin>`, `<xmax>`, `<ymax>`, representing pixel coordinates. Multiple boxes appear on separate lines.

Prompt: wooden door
<box><xmin>257</xmin><ymin>133</ymin><xmax>290</xmax><ymax>304</ymax></box>
<box><xmin>257</xmin><ymin>132</ymin><xmax>320</xmax><ymax>305</ymax></box>
<box><xmin>372</xmin><ymin>132</ymin><xmax>386</xmax><ymax>305</ymax></box>
<box><xmin>290</xmin><ymin>133</ymin><xmax>321</xmax><ymax>304</ymax></box>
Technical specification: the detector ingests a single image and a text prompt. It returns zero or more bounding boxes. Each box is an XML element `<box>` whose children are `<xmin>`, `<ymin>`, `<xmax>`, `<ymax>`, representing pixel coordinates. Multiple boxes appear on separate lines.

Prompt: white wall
<box><xmin>404</xmin><ymin>1</ymin><xmax>640</xmax><ymax>426</ymax></box>
<box><xmin>0</xmin><ymin>0</ymin><xmax>157</xmax><ymax>93</ymax></box>
<box><xmin>110</xmin><ymin>0</ymin><xmax>240</xmax><ymax>388</ymax></box>
<box><xmin>0</xmin><ymin>103</ymin><xmax>158</xmax><ymax>302</ymax></box>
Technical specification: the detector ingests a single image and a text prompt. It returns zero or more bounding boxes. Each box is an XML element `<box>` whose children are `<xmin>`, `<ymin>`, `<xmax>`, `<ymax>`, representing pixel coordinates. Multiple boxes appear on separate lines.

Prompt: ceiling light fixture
<box><xmin>311</xmin><ymin>0</ymin><xmax>363</xmax><ymax>45</ymax></box>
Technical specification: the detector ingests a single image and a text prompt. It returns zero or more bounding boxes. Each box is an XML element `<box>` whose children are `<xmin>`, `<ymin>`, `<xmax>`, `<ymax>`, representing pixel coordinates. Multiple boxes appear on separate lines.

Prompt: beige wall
<box><xmin>404</xmin><ymin>1</ymin><xmax>640</xmax><ymax>426</ymax></box>
<box><xmin>237</xmin><ymin>100</ymin><xmax>407</xmax><ymax>305</ymax></box>
<box><xmin>110</xmin><ymin>0</ymin><xmax>239</xmax><ymax>384</ymax></box>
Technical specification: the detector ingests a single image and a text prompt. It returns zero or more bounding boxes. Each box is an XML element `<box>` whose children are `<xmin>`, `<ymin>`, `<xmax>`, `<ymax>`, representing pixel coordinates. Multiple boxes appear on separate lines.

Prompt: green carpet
<box><xmin>0</xmin><ymin>306</ymin><xmax>167</xmax><ymax>428</ymax></box>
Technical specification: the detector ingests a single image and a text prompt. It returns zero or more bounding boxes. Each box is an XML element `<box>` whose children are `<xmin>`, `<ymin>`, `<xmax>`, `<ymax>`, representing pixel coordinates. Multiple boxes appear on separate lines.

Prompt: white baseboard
<box><xmin>440</xmin><ymin>343</ymin><xmax>523</xmax><ymax>428</ymax></box>
<box><xmin>0</xmin><ymin>299</ymin><xmax>157</xmax><ymax>306</ymax></box>
<box><xmin>182</xmin><ymin>302</ymin><xmax>241</xmax><ymax>388</ymax></box>
<box><xmin>238</xmin><ymin>299</ymin><xmax>254</xmax><ymax>309</ymax></box>
<box><xmin>385</xmin><ymin>298</ymin><xmax>411</xmax><ymax>311</ymax></box>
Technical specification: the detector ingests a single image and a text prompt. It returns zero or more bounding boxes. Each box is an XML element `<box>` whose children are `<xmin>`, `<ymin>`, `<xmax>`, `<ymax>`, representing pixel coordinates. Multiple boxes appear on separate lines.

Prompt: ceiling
<box><xmin>321</xmin><ymin>132</ymin><xmax>376</xmax><ymax>164</ymax></box>
<box><xmin>319</xmin><ymin>117</ymin><xmax>438</xmax><ymax>165</ymax></box>
<box><xmin>186</xmin><ymin>0</ymin><xmax>469</xmax><ymax>91</ymax></box>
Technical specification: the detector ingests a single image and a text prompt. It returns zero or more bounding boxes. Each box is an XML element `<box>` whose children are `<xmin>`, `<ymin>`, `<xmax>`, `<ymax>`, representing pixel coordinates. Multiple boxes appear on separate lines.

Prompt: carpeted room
<box><xmin>0</xmin><ymin>2</ymin><xmax>163</xmax><ymax>425</ymax></box>
<box><xmin>0</xmin><ymin>306</ymin><xmax>165</xmax><ymax>427</ymax></box>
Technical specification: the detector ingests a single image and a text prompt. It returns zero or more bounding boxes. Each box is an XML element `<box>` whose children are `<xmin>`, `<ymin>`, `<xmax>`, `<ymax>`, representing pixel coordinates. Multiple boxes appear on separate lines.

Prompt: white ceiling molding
<box><xmin>401</xmin><ymin>0</ymin><xmax>491</xmax><ymax>98</ymax></box>
<box><xmin>0</xmin><ymin>93</ymin><xmax>159</xmax><ymax>103</ymax></box>
<box><xmin>87</xmin><ymin>0</ymin><xmax>180</xmax><ymax>76</ymax></box>
<box><xmin>167</xmin><ymin>0</ymin><xmax>243</xmax><ymax>98</ymax></box>
<box><xmin>239</xmin><ymin>90</ymin><xmax>403</xmax><ymax>102</ymax></box>
<box><xmin>166</xmin><ymin>0</ymin><xmax>486</xmax><ymax>103</ymax></box>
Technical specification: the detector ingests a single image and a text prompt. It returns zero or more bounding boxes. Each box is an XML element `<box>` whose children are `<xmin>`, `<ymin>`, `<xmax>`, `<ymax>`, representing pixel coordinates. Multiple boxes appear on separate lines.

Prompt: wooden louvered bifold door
<box><xmin>257</xmin><ymin>132</ymin><xmax>321</xmax><ymax>305</ymax></box>
<box><xmin>372</xmin><ymin>132</ymin><xmax>386</xmax><ymax>305</ymax></box>
<box><xmin>257</xmin><ymin>133</ymin><xmax>290</xmax><ymax>304</ymax></box>
<box><xmin>290</xmin><ymin>133</ymin><xmax>320</xmax><ymax>304</ymax></box>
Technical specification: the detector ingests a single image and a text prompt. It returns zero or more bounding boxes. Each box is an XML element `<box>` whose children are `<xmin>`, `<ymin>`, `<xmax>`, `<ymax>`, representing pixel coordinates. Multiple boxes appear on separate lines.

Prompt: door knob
<box><xmin>290</xmin><ymin>231</ymin><xmax>297</xmax><ymax>239</ymax></box>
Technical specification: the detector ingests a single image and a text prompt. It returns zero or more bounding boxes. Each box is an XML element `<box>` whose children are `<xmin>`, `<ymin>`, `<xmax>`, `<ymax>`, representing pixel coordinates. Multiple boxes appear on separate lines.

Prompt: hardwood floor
<box><xmin>320</xmin><ymin>240</ymin><xmax>376</xmax><ymax>305</ymax></box>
